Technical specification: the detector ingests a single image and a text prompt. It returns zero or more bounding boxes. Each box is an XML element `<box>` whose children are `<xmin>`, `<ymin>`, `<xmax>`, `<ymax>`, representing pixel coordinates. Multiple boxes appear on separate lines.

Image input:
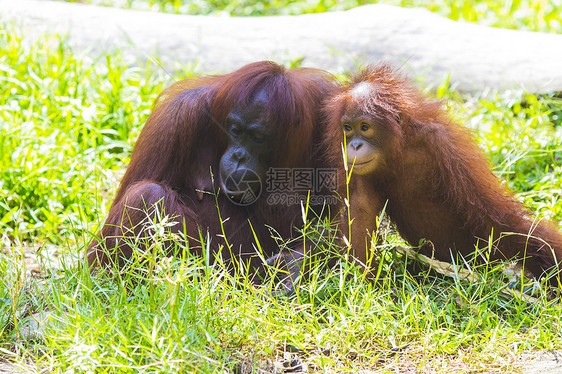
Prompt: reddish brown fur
<box><xmin>324</xmin><ymin>63</ymin><xmax>562</xmax><ymax>284</ymax></box>
<box><xmin>88</xmin><ymin>61</ymin><xmax>337</xmax><ymax>284</ymax></box>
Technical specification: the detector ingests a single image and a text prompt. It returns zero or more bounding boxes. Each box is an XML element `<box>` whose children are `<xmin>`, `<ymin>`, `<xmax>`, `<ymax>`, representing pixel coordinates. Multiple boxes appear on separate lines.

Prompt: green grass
<box><xmin>1</xmin><ymin>2</ymin><xmax>562</xmax><ymax>371</ymax></box>
<box><xmin>59</xmin><ymin>0</ymin><xmax>562</xmax><ymax>33</ymax></box>
<box><xmin>0</xmin><ymin>27</ymin><xmax>171</xmax><ymax>247</ymax></box>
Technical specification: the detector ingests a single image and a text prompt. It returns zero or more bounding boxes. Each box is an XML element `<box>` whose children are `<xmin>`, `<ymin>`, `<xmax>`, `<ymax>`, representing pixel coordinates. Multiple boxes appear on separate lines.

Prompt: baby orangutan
<box><xmin>324</xmin><ymin>63</ymin><xmax>562</xmax><ymax>285</ymax></box>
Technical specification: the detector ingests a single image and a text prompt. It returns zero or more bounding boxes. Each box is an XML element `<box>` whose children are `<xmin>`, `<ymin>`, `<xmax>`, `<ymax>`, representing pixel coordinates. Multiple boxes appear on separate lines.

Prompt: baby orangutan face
<box><xmin>341</xmin><ymin>110</ymin><xmax>384</xmax><ymax>176</ymax></box>
<box><xmin>342</xmin><ymin>115</ymin><xmax>381</xmax><ymax>175</ymax></box>
<box><xmin>340</xmin><ymin>81</ymin><xmax>395</xmax><ymax>176</ymax></box>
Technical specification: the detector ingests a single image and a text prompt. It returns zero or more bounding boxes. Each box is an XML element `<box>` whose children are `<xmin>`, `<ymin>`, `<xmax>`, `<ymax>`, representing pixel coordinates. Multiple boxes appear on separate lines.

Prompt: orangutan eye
<box><xmin>230</xmin><ymin>125</ymin><xmax>241</xmax><ymax>136</ymax></box>
<box><xmin>361</xmin><ymin>123</ymin><xmax>370</xmax><ymax>132</ymax></box>
<box><xmin>343</xmin><ymin>124</ymin><xmax>353</xmax><ymax>132</ymax></box>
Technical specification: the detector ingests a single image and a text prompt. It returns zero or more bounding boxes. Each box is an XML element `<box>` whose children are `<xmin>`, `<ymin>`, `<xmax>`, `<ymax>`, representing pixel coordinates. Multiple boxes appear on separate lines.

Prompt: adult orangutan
<box><xmin>88</xmin><ymin>61</ymin><xmax>338</xmax><ymax>291</ymax></box>
<box><xmin>324</xmin><ymin>63</ymin><xmax>562</xmax><ymax>284</ymax></box>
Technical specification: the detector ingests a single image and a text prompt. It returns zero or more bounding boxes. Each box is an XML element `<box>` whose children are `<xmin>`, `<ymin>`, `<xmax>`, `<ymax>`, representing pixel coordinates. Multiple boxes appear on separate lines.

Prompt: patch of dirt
<box><xmin>518</xmin><ymin>350</ymin><xmax>562</xmax><ymax>374</ymax></box>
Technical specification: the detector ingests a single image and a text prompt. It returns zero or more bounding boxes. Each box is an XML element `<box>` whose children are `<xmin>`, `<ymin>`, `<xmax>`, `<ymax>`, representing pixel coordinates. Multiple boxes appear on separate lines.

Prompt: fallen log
<box><xmin>394</xmin><ymin>246</ymin><xmax>541</xmax><ymax>304</ymax></box>
<box><xmin>1</xmin><ymin>0</ymin><xmax>562</xmax><ymax>93</ymax></box>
